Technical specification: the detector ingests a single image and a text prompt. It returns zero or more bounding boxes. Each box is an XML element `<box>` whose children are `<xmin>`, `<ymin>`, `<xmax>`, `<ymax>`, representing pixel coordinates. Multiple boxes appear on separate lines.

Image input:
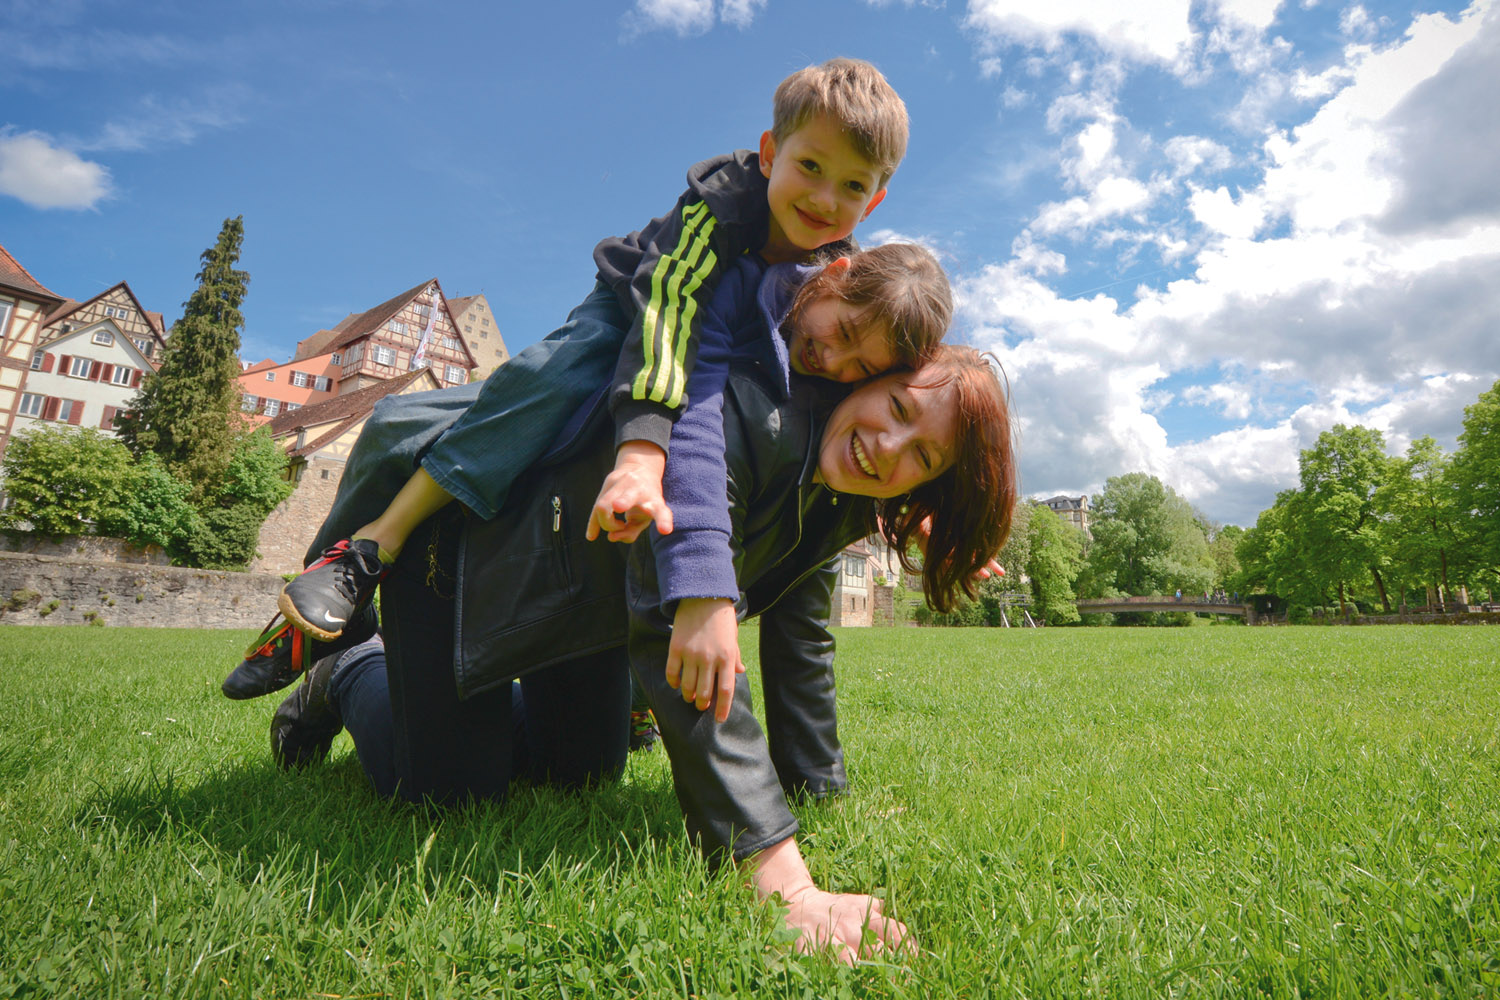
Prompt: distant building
<box><xmin>0</xmin><ymin>243</ymin><xmax>66</xmax><ymax>461</ymax></box>
<box><xmin>251</xmin><ymin>368</ymin><xmax>444</xmax><ymax>574</ymax></box>
<box><xmin>42</xmin><ymin>281</ymin><xmax>168</xmax><ymax>365</ymax></box>
<box><xmin>237</xmin><ymin>353</ymin><xmax>341</xmax><ymax>423</ymax></box>
<box><xmin>15</xmin><ymin>323</ymin><xmax>152</xmax><ymax>438</ymax></box>
<box><xmin>1042</xmin><ymin>494</ymin><xmax>1091</xmax><ymax>536</ymax></box>
<box><xmin>447</xmin><ymin>293</ymin><xmax>510</xmax><ymax>377</ymax></box>
<box><xmin>830</xmin><ymin>533</ymin><xmax>909</xmax><ymax>627</ymax></box>
<box><xmin>293</xmin><ymin>279</ymin><xmax>478</xmax><ymax>395</ymax></box>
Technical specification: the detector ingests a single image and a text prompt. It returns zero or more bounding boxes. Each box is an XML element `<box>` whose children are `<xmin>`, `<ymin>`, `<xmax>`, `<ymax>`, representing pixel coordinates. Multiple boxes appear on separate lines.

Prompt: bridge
<box><xmin>1075</xmin><ymin>597</ymin><xmax>1257</xmax><ymax>622</ymax></box>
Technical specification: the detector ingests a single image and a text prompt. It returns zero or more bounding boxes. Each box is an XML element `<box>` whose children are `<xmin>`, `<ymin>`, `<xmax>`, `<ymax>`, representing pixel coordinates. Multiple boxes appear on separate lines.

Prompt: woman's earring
<box><xmin>898</xmin><ymin>501</ymin><xmax>910</xmax><ymax>515</ymax></box>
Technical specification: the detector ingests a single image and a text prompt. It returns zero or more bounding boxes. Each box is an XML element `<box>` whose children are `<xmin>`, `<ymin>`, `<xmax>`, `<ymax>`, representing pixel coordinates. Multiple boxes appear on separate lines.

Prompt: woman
<box><xmin>268</xmin><ymin>259</ymin><xmax>1017</xmax><ymax>962</ymax></box>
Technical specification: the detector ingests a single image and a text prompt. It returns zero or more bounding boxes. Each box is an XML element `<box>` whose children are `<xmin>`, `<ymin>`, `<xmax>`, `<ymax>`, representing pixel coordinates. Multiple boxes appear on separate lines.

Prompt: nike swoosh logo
<box><xmin>321</xmin><ymin>611</ymin><xmax>346</xmax><ymax>625</ymax></box>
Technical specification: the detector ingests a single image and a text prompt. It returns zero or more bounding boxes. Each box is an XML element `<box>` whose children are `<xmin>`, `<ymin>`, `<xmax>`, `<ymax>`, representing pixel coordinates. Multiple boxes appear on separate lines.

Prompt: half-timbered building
<box><xmin>42</xmin><ymin>281</ymin><xmax>168</xmax><ymax>364</ymax></box>
<box><xmin>15</xmin><ymin>322</ymin><xmax>151</xmax><ymax>438</ymax></box>
<box><xmin>0</xmin><ymin>243</ymin><xmax>66</xmax><ymax>461</ymax></box>
<box><xmin>301</xmin><ymin>279</ymin><xmax>478</xmax><ymax>395</ymax></box>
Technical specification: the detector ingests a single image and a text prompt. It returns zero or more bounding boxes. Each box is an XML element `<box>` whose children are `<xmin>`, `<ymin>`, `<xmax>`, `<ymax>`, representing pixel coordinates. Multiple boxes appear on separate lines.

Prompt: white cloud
<box><xmin>964</xmin><ymin>0</ymin><xmax>1198</xmax><ymax>70</ymax></box>
<box><xmin>720</xmin><ymin>0</ymin><xmax>767</xmax><ymax>28</ymax></box>
<box><xmin>952</xmin><ymin>1</ymin><xmax>1500</xmax><ymax>524</ymax></box>
<box><xmin>622</xmin><ymin>0</ymin><xmax>764</xmax><ymax>36</ymax></box>
<box><xmin>0</xmin><ymin>129</ymin><xmax>111</xmax><ymax>210</ymax></box>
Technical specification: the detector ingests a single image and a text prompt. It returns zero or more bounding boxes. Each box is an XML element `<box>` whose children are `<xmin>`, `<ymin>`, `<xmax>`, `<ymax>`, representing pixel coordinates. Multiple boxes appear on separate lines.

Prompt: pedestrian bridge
<box><xmin>1076</xmin><ymin>597</ymin><xmax>1253</xmax><ymax>619</ymax></box>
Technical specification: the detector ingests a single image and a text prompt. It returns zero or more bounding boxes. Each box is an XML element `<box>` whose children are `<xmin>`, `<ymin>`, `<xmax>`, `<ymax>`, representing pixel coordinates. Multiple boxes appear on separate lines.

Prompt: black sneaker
<box><xmin>269</xmin><ymin>648</ymin><xmax>347</xmax><ymax>770</ymax></box>
<box><xmin>221</xmin><ymin>602</ymin><xmax>377</xmax><ymax>701</ymax></box>
<box><xmin>280</xmin><ymin>537</ymin><xmax>389</xmax><ymax>641</ymax></box>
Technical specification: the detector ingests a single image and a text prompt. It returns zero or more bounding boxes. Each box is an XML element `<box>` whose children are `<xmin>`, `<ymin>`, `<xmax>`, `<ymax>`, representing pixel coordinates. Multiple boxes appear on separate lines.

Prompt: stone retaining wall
<box><xmin>0</xmin><ymin>551</ymin><xmax>282</xmax><ymax>629</ymax></box>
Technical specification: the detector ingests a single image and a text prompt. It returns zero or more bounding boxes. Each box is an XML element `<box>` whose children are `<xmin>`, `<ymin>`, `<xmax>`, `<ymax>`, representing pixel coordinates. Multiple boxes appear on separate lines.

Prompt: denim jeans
<box><xmin>306</xmin><ymin>282</ymin><xmax>629</xmax><ymax>562</ymax></box>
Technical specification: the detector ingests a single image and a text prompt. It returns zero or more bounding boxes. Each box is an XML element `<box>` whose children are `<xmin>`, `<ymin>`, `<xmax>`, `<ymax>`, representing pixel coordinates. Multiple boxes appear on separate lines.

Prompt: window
<box><xmin>264</xmin><ymin>399</ymin><xmax>280</xmax><ymax>417</ymax></box>
<box><xmin>414</xmin><ymin>304</ymin><xmax>431</xmax><ymax>320</ymax></box>
<box><xmin>92</xmin><ymin>329</ymin><xmax>115</xmax><ymax>346</ymax></box>
<box><xmin>313</xmin><ymin>375</ymin><xmax>331</xmax><ymax>392</ymax></box>
<box><xmin>55</xmin><ymin>399</ymin><xmax>78</xmax><ymax>422</ymax></box>
<box><xmin>104</xmin><ymin>305</ymin><xmax>128</xmax><ymax>319</ymax></box>
<box><xmin>482</xmin><ymin>317</ymin><xmax>490</xmax><ymax>327</ymax></box>
<box><xmin>291</xmin><ymin>370</ymin><xmax>310</xmax><ymax>388</ymax></box>
<box><xmin>373</xmin><ymin>345</ymin><xmax>396</xmax><ymax>366</ymax></box>
<box><xmin>69</xmin><ymin>356</ymin><xmax>93</xmax><ymax>378</ymax></box>
<box><xmin>388</xmin><ymin>320</ymin><xmax>408</xmax><ymax>336</ymax></box>
<box><xmin>464</xmin><ymin>324</ymin><xmax>473</xmax><ymax>333</ymax></box>
<box><xmin>330</xmin><ymin>352</ymin><xmax>342</xmax><ymax>365</ymax></box>
<box><xmin>242</xmin><ymin>394</ymin><xmax>258</xmax><ymax>412</ymax></box>
<box><xmin>265</xmin><ymin>371</ymin><xmax>276</xmax><ymax>382</ymax></box>
<box><xmin>442</xmin><ymin>336</ymin><xmax>459</xmax><ymax>350</ymax></box>
<box><xmin>480</xmin><ymin>331</ymin><xmax>488</xmax><ymax>339</ymax></box>
<box><xmin>0</xmin><ymin>300</ymin><xmax>12</xmax><ymax>338</ymax></box>
<box><xmin>347</xmin><ymin>345</ymin><xmax>363</xmax><ymax>363</ymax></box>
<box><xmin>100</xmin><ymin>406</ymin><xmax>119</xmax><ymax>430</ymax></box>
<box><xmin>445</xmin><ymin>365</ymin><xmax>466</xmax><ymax>384</ymax></box>
<box><xmin>30</xmin><ymin>351</ymin><xmax>43</xmax><ymax>370</ymax></box>
<box><xmin>17</xmin><ymin>393</ymin><xmax>43</xmax><ymax>417</ymax></box>
<box><xmin>132</xmin><ymin>337</ymin><xmax>152</xmax><ymax>356</ymax></box>
<box><xmin>286</xmin><ymin>402</ymin><xmax>301</xmax><ymax>412</ymax></box>
<box><xmin>111</xmin><ymin>366</ymin><xmax>134</xmax><ymax>385</ymax></box>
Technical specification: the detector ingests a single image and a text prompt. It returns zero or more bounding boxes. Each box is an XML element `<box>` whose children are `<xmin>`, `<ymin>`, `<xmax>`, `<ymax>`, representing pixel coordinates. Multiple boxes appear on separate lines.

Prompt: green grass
<box><xmin>1</xmin><ymin>625</ymin><xmax>1497</xmax><ymax>998</ymax></box>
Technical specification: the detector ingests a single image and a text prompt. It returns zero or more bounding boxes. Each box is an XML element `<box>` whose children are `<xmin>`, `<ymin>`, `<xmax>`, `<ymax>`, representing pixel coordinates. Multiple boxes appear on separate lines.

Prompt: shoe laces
<box><xmin>245</xmin><ymin>615</ymin><xmax>312</xmax><ymax>673</ymax></box>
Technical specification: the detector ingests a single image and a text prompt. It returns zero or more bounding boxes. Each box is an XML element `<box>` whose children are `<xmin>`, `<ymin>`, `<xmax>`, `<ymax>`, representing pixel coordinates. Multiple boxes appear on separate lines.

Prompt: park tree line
<box><xmin>0</xmin><ymin>217</ymin><xmax>292</xmax><ymax>569</ymax></box>
<box><xmin>920</xmin><ymin>376</ymin><xmax>1498</xmax><ymax>626</ymax></box>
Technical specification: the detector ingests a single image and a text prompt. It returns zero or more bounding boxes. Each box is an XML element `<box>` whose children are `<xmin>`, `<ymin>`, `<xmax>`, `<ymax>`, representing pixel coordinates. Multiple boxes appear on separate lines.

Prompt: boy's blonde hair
<box><xmin>788</xmin><ymin>242</ymin><xmax>951</xmax><ymax>371</ymax></box>
<box><xmin>772</xmin><ymin>57</ymin><xmax>909</xmax><ymax>184</ymax></box>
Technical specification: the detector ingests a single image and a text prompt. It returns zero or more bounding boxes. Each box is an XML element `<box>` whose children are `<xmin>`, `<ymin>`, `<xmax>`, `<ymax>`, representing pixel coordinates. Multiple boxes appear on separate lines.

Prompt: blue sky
<box><xmin>3</xmin><ymin>0</ymin><xmax>1497</xmax><ymax>525</ymax></box>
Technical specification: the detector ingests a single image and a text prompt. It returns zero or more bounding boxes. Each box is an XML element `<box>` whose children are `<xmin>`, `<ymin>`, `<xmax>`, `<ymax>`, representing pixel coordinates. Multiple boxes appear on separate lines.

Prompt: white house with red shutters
<box><xmin>13</xmin><ymin>320</ymin><xmax>150</xmax><ymax>436</ymax></box>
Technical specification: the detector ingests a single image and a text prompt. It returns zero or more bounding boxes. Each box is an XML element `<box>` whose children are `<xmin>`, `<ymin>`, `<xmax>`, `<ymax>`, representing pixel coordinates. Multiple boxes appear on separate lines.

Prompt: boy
<box><xmin>230</xmin><ymin>58</ymin><xmax>910</xmax><ymax>697</ymax></box>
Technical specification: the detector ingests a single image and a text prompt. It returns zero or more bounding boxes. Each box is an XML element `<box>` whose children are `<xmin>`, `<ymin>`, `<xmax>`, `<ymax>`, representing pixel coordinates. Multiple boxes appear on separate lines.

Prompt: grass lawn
<box><xmin>1</xmin><ymin>624</ymin><xmax>1496</xmax><ymax>998</ymax></box>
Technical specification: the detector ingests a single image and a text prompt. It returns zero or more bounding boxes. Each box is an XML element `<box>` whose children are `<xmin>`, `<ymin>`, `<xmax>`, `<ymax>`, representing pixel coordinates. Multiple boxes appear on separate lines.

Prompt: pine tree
<box><xmin>116</xmin><ymin>216</ymin><xmax>249</xmax><ymax>489</ymax></box>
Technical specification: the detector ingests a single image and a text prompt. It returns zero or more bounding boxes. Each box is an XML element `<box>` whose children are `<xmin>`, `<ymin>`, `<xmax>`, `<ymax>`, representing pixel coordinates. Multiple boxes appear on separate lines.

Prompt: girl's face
<box><xmin>816</xmin><ymin>372</ymin><xmax>957</xmax><ymax>498</ymax></box>
<box><xmin>786</xmin><ymin>292</ymin><xmax>896</xmax><ymax>384</ymax></box>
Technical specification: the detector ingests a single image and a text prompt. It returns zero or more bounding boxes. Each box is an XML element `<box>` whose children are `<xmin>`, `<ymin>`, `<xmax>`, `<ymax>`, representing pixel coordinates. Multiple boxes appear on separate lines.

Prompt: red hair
<box><xmin>872</xmin><ymin>346</ymin><xmax>1018</xmax><ymax>613</ymax></box>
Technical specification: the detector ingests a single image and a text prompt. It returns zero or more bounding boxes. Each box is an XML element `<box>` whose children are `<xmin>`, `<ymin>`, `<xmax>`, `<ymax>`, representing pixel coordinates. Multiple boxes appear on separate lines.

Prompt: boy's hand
<box><xmin>665</xmin><ymin>598</ymin><xmax>744</xmax><ymax>722</ymax></box>
<box><xmin>587</xmin><ymin>441</ymin><xmax>675</xmax><ymax>543</ymax></box>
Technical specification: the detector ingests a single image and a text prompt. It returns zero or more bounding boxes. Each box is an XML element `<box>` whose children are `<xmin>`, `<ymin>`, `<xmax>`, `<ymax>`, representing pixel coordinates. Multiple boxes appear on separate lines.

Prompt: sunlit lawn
<box><xmin>1</xmin><ymin>623</ymin><xmax>1496</xmax><ymax>997</ymax></box>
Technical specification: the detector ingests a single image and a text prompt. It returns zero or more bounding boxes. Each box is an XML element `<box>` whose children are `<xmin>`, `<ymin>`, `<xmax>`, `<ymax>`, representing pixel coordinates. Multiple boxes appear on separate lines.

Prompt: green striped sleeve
<box><xmin>632</xmin><ymin>200</ymin><xmax>719</xmax><ymax>407</ymax></box>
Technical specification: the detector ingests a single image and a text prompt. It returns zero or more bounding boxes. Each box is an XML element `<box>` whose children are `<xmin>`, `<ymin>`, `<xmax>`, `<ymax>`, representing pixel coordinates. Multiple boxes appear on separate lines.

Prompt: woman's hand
<box><xmin>665</xmin><ymin>598</ymin><xmax>744</xmax><ymax>722</ymax></box>
<box><xmin>745</xmin><ymin>837</ymin><xmax>914</xmax><ymax>966</ymax></box>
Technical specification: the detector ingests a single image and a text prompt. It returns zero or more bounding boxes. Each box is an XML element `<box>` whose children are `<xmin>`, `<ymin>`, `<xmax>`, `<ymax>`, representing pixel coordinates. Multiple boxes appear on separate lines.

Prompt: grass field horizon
<box><xmin>1</xmin><ymin>624</ymin><xmax>1496</xmax><ymax>997</ymax></box>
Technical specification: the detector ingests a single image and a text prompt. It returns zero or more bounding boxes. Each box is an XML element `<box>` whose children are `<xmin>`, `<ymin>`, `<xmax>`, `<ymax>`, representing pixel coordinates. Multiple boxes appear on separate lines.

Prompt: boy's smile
<box><xmin>759</xmin><ymin>114</ymin><xmax>886</xmax><ymax>264</ymax></box>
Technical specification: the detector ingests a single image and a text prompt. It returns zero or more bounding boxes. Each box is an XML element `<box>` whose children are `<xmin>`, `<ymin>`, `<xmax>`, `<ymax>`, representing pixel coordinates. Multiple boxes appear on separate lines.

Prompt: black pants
<box><xmin>373</xmin><ymin>514</ymin><xmax>630</xmax><ymax>805</ymax></box>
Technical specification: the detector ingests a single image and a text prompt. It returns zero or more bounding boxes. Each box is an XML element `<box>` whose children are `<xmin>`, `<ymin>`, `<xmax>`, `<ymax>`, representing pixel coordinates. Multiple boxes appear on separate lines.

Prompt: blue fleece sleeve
<box><xmin>652</xmin><ymin>260</ymin><xmax>761</xmax><ymax>608</ymax></box>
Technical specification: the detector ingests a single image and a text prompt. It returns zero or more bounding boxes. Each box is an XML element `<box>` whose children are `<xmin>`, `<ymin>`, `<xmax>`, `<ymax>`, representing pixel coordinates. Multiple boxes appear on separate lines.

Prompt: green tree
<box><xmin>174</xmin><ymin>428</ymin><xmax>293</xmax><ymax>570</ymax></box>
<box><xmin>1207</xmin><ymin>523</ymin><xmax>1244</xmax><ymax>592</ymax></box>
<box><xmin>1450</xmin><ymin>379</ymin><xmax>1500</xmax><ymax>585</ymax></box>
<box><xmin>116</xmin><ymin>216</ymin><xmax>250</xmax><ymax>488</ymax></box>
<box><xmin>0</xmin><ymin>427</ymin><xmax>135</xmax><ymax>535</ymax></box>
<box><xmin>1081</xmin><ymin>473</ymin><xmax>1214</xmax><ymax>601</ymax></box>
<box><xmin>1375</xmin><ymin>436</ymin><xmax>1459</xmax><ymax>609</ymax></box>
<box><xmin>1297</xmin><ymin>424</ymin><xmax>1390</xmax><ymax>615</ymax></box>
<box><xmin>1025</xmin><ymin>504</ymin><xmax>1084</xmax><ymax>624</ymax></box>
<box><xmin>0</xmin><ymin>427</ymin><xmax>200</xmax><ymax>553</ymax></box>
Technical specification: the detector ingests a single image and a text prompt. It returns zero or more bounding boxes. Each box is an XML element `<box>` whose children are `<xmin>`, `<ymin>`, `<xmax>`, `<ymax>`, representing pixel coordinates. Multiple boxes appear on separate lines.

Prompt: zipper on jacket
<box><xmin>550</xmin><ymin>495</ymin><xmax>571</xmax><ymax>587</ymax></box>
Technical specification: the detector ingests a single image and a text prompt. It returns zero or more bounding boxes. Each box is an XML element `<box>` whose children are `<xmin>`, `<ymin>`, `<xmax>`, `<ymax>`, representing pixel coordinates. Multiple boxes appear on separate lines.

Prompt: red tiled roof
<box><xmin>294</xmin><ymin>328</ymin><xmax>339</xmax><ymax>360</ymax></box>
<box><xmin>446</xmin><ymin>294</ymin><xmax>477</xmax><ymax>316</ymax></box>
<box><xmin>146</xmin><ymin>311</ymin><xmax>166</xmax><ymax>336</ymax></box>
<box><xmin>245</xmin><ymin>358</ymin><xmax>278</xmax><ymax>372</ymax></box>
<box><xmin>0</xmin><ymin>242</ymin><xmax>63</xmax><ymax>305</ymax></box>
<box><xmin>322</xmin><ymin>278</ymin><xmax>437</xmax><ymax>354</ymax></box>
<box><xmin>269</xmin><ymin>368</ymin><xmax>438</xmax><ymax>457</ymax></box>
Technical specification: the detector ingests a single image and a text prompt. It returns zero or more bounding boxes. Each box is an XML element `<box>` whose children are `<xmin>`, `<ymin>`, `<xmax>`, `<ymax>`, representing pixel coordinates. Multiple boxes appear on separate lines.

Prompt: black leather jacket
<box><xmin>454</xmin><ymin>351</ymin><xmax>871</xmax><ymax>862</ymax></box>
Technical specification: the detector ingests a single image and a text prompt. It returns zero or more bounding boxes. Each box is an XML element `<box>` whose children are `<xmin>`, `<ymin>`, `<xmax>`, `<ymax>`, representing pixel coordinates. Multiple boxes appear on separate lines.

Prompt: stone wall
<box><xmin>0</xmin><ymin>532</ymin><xmax>171</xmax><ymax>565</ymax></box>
<box><xmin>0</xmin><ymin>551</ymin><xmax>282</xmax><ymax>629</ymax></box>
<box><xmin>873</xmin><ymin>584</ymin><xmax>895</xmax><ymax>626</ymax></box>
<box><xmin>251</xmin><ymin>455</ymin><xmax>347</xmax><ymax>575</ymax></box>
